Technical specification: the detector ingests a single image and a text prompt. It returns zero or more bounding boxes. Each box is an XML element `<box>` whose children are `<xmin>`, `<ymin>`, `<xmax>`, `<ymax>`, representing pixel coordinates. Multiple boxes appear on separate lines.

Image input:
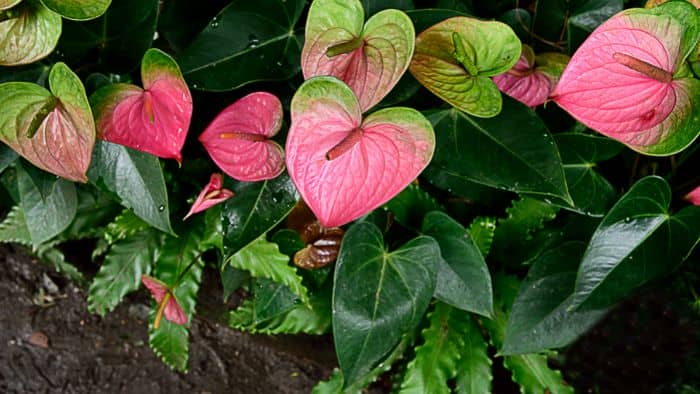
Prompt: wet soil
<box><xmin>0</xmin><ymin>244</ymin><xmax>335</xmax><ymax>394</ymax></box>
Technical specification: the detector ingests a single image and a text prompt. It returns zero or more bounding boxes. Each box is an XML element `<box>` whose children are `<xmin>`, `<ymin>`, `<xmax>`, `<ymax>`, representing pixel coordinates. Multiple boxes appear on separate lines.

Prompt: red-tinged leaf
<box><xmin>199</xmin><ymin>92</ymin><xmax>285</xmax><ymax>181</ymax></box>
<box><xmin>552</xmin><ymin>3</ymin><xmax>700</xmax><ymax>155</ymax></box>
<box><xmin>493</xmin><ymin>45</ymin><xmax>569</xmax><ymax>107</ymax></box>
<box><xmin>301</xmin><ymin>0</ymin><xmax>414</xmax><ymax>112</ymax></box>
<box><xmin>685</xmin><ymin>185</ymin><xmax>700</xmax><ymax>205</ymax></box>
<box><xmin>0</xmin><ymin>63</ymin><xmax>95</xmax><ymax>182</ymax></box>
<box><xmin>184</xmin><ymin>173</ymin><xmax>234</xmax><ymax>220</ymax></box>
<box><xmin>91</xmin><ymin>48</ymin><xmax>192</xmax><ymax>162</ymax></box>
<box><xmin>141</xmin><ymin>275</ymin><xmax>187</xmax><ymax>327</ymax></box>
<box><xmin>286</xmin><ymin>77</ymin><xmax>435</xmax><ymax>227</ymax></box>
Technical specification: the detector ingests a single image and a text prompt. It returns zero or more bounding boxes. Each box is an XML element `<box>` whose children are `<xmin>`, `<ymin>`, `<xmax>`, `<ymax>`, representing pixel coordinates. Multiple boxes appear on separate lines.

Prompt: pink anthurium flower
<box><xmin>183</xmin><ymin>173</ymin><xmax>234</xmax><ymax>220</ymax></box>
<box><xmin>301</xmin><ymin>0</ymin><xmax>415</xmax><ymax>112</ymax></box>
<box><xmin>685</xmin><ymin>186</ymin><xmax>700</xmax><ymax>205</ymax></box>
<box><xmin>91</xmin><ymin>48</ymin><xmax>192</xmax><ymax>163</ymax></box>
<box><xmin>552</xmin><ymin>2</ymin><xmax>700</xmax><ymax>156</ymax></box>
<box><xmin>493</xmin><ymin>45</ymin><xmax>569</xmax><ymax>107</ymax></box>
<box><xmin>199</xmin><ymin>92</ymin><xmax>285</xmax><ymax>181</ymax></box>
<box><xmin>141</xmin><ymin>275</ymin><xmax>187</xmax><ymax>329</ymax></box>
<box><xmin>286</xmin><ymin>77</ymin><xmax>435</xmax><ymax>227</ymax></box>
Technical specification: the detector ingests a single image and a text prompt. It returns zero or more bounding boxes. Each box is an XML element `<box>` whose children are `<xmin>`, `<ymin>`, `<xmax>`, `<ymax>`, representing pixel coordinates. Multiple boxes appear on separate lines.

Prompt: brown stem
<box><xmin>219</xmin><ymin>132</ymin><xmax>267</xmax><ymax>142</ymax></box>
<box><xmin>326</xmin><ymin>128</ymin><xmax>363</xmax><ymax>160</ymax></box>
<box><xmin>613</xmin><ymin>52</ymin><xmax>673</xmax><ymax>83</ymax></box>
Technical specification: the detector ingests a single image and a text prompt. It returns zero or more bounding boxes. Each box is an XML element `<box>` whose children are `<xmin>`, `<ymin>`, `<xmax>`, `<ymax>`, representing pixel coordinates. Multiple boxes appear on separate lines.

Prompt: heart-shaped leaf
<box><xmin>409</xmin><ymin>16</ymin><xmax>521</xmax><ymax>118</ymax></box>
<box><xmin>333</xmin><ymin>222</ymin><xmax>439</xmax><ymax>386</ymax></box>
<box><xmin>199</xmin><ymin>92</ymin><xmax>285</xmax><ymax>181</ymax></box>
<box><xmin>91</xmin><ymin>48</ymin><xmax>192</xmax><ymax>162</ymax></box>
<box><xmin>571</xmin><ymin>176</ymin><xmax>700</xmax><ymax>310</ymax></box>
<box><xmin>552</xmin><ymin>2</ymin><xmax>700</xmax><ymax>156</ymax></box>
<box><xmin>302</xmin><ymin>0</ymin><xmax>415</xmax><ymax>112</ymax></box>
<box><xmin>286</xmin><ymin>76</ymin><xmax>435</xmax><ymax>227</ymax></box>
<box><xmin>39</xmin><ymin>0</ymin><xmax>110</xmax><ymax>21</ymax></box>
<box><xmin>0</xmin><ymin>62</ymin><xmax>95</xmax><ymax>182</ymax></box>
<box><xmin>0</xmin><ymin>1</ymin><xmax>61</xmax><ymax>66</ymax></box>
<box><xmin>493</xmin><ymin>44</ymin><xmax>569</xmax><ymax>107</ymax></box>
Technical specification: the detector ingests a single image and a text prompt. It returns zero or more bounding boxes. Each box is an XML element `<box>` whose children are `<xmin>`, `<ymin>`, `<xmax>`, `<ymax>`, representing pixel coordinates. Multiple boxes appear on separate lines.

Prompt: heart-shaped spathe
<box><xmin>552</xmin><ymin>2</ymin><xmax>700</xmax><ymax>155</ymax></box>
<box><xmin>301</xmin><ymin>0</ymin><xmax>414</xmax><ymax>112</ymax></box>
<box><xmin>199</xmin><ymin>92</ymin><xmax>285</xmax><ymax>181</ymax></box>
<box><xmin>91</xmin><ymin>48</ymin><xmax>192</xmax><ymax>162</ymax></box>
<box><xmin>183</xmin><ymin>173</ymin><xmax>234</xmax><ymax>220</ymax></box>
<box><xmin>141</xmin><ymin>275</ymin><xmax>187</xmax><ymax>329</ymax></box>
<box><xmin>286</xmin><ymin>76</ymin><xmax>435</xmax><ymax>227</ymax></box>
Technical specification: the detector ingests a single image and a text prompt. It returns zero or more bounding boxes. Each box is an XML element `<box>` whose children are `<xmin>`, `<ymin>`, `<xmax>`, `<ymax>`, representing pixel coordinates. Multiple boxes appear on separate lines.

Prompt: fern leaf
<box><xmin>491</xmin><ymin>197</ymin><xmax>558</xmax><ymax>264</ymax></box>
<box><xmin>36</xmin><ymin>245</ymin><xmax>85</xmax><ymax>284</ymax></box>
<box><xmin>92</xmin><ymin>210</ymin><xmax>149</xmax><ymax>259</ymax></box>
<box><xmin>400</xmin><ymin>303</ymin><xmax>472</xmax><ymax>394</ymax></box>
<box><xmin>384</xmin><ymin>184</ymin><xmax>445</xmax><ymax>229</ymax></box>
<box><xmin>467</xmin><ymin>216</ymin><xmax>497</xmax><ymax>257</ymax></box>
<box><xmin>87</xmin><ymin>230</ymin><xmax>160</xmax><ymax>316</ymax></box>
<box><xmin>455</xmin><ymin>316</ymin><xmax>492</xmax><ymax>394</ymax></box>
<box><xmin>148</xmin><ymin>228</ymin><xmax>205</xmax><ymax>371</ymax></box>
<box><xmin>312</xmin><ymin>369</ymin><xmax>345</xmax><ymax>394</ymax></box>
<box><xmin>0</xmin><ymin>205</ymin><xmax>32</xmax><ymax>245</ymax></box>
<box><xmin>226</xmin><ymin>236</ymin><xmax>309</xmax><ymax>305</ymax></box>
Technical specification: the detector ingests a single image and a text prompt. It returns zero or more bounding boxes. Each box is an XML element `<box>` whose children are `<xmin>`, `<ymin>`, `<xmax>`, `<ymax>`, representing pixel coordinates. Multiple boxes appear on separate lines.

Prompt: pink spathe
<box><xmin>493</xmin><ymin>54</ymin><xmax>552</xmax><ymax>107</ymax></box>
<box><xmin>141</xmin><ymin>275</ymin><xmax>187</xmax><ymax>326</ymax></box>
<box><xmin>685</xmin><ymin>186</ymin><xmax>700</xmax><ymax>206</ymax></box>
<box><xmin>184</xmin><ymin>173</ymin><xmax>234</xmax><ymax>220</ymax></box>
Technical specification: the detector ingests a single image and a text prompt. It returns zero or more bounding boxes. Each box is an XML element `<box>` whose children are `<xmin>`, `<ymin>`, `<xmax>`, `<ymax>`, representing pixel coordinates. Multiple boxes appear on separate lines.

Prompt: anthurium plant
<box><xmin>0</xmin><ymin>0</ymin><xmax>699</xmax><ymax>392</ymax></box>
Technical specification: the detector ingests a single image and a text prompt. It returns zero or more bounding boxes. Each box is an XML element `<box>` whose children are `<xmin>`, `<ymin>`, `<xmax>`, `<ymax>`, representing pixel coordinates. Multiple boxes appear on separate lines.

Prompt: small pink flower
<box><xmin>183</xmin><ymin>173</ymin><xmax>234</xmax><ymax>220</ymax></box>
<box><xmin>684</xmin><ymin>186</ymin><xmax>700</xmax><ymax>206</ymax></box>
<box><xmin>141</xmin><ymin>275</ymin><xmax>187</xmax><ymax>329</ymax></box>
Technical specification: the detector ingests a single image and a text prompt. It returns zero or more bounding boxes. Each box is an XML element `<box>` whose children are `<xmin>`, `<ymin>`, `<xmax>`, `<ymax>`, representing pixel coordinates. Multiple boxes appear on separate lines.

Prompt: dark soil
<box><xmin>0</xmin><ymin>244</ymin><xmax>335</xmax><ymax>394</ymax></box>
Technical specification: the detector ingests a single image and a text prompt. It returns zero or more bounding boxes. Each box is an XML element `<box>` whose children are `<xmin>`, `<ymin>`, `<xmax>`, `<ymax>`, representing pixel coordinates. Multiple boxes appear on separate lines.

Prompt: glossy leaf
<box><xmin>423</xmin><ymin>99</ymin><xmax>572</xmax><ymax>203</ymax></box>
<box><xmin>502</xmin><ymin>242</ymin><xmax>607</xmax><ymax>355</ymax></box>
<box><xmin>87</xmin><ymin>230</ymin><xmax>160</xmax><ymax>316</ymax></box>
<box><xmin>91</xmin><ymin>48</ymin><xmax>192</xmax><ymax>162</ymax></box>
<box><xmin>17</xmin><ymin>161</ymin><xmax>77</xmax><ymax>246</ymax></box>
<box><xmin>199</xmin><ymin>92</ymin><xmax>285</xmax><ymax>181</ymax></box>
<box><xmin>177</xmin><ymin>0</ymin><xmax>305</xmax><ymax>91</ymax></box>
<box><xmin>58</xmin><ymin>0</ymin><xmax>158</xmax><ymax>72</ymax></box>
<box><xmin>0</xmin><ymin>63</ymin><xmax>95</xmax><ymax>182</ymax></box>
<box><xmin>409</xmin><ymin>16</ymin><xmax>520</xmax><ymax>117</ymax></box>
<box><xmin>455</xmin><ymin>316</ymin><xmax>492</xmax><ymax>394</ymax></box>
<box><xmin>183</xmin><ymin>173</ymin><xmax>234</xmax><ymax>220</ymax></box>
<box><xmin>399</xmin><ymin>302</ymin><xmax>473</xmax><ymax>394</ymax></box>
<box><xmin>0</xmin><ymin>1</ymin><xmax>61</xmax><ymax>66</ymax></box>
<box><xmin>287</xmin><ymin>76</ymin><xmax>435</xmax><ymax>227</ymax></box>
<box><xmin>302</xmin><ymin>0</ymin><xmax>415</xmax><ymax>111</ymax></box>
<box><xmin>552</xmin><ymin>2</ymin><xmax>700</xmax><ymax>156</ymax></box>
<box><xmin>222</xmin><ymin>171</ymin><xmax>298</xmax><ymax>256</ymax></box>
<box><xmin>384</xmin><ymin>183</ymin><xmax>444</xmax><ymax>230</ymax></box>
<box><xmin>422</xmin><ymin>211</ymin><xmax>493</xmax><ymax>317</ymax></box>
<box><xmin>87</xmin><ymin>140</ymin><xmax>172</xmax><ymax>234</ymax></box>
<box><xmin>253</xmin><ymin>278</ymin><xmax>299</xmax><ymax>323</ymax></box>
<box><xmin>333</xmin><ymin>222</ymin><xmax>439</xmax><ymax>386</ymax></box>
<box><xmin>39</xmin><ymin>0</ymin><xmax>110</xmax><ymax>20</ymax></box>
<box><xmin>226</xmin><ymin>236</ymin><xmax>309</xmax><ymax>305</ymax></box>
<box><xmin>572</xmin><ymin>176</ymin><xmax>700</xmax><ymax>309</ymax></box>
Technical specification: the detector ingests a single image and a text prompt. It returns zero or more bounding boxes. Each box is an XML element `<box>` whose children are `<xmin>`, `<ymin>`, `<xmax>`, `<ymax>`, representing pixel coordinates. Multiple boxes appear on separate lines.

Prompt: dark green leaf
<box><xmin>502</xmin><ymin>242</ymin><xmax>607</xmax><ymax>355</ymax></box>
<box><xmin>405</xmin><ymin>9</ymin><xmax>470</xmax><ymax>33</ymax></box>
<box><xmin>422</xmin><ymin>211</ymin><xmax>492</xmax><ymax>317</ymax></box>
<box><xmin>221</xmin><ymin>265</ymin><xmax>249</xmax><ymax>302</ymax></box>
<box><xmin>384</xmin><ymin>184</ymin><xmax>444</xmax><ymax>230</ymax></box>
<box><xmin>572</xmin><ymin>176</ymin><xmax>700</xmax><ymax>310</ymax></box>
<box><xmin>87</xmin><ymin>140</ymin><xmax>172</xmax><ymax>234</ymax></box>
<box><xmin>253</xmin><ymin>278</ymin><xmax>299</xmax><ymax>323</ymax></box>
<box><xmin>222</xmin><ymin>172</ymin><xmax>298</xmax><ymax>256</ymax></box>
<box><xmin>158</xmin><ymin>0</ymin><xmax>230</xmax><ymax>52</ymax></box>
<box><xmin>333</xmin><ymin>222</ymin><xmax>439</xmax><ymax>386</ymax></box>
<box><xmin>362</xmin><ymin>0</ymin><xmax>414</xmax><ymax>15</ymax></box>
<box><xmin>177</xmin><ymin>0</ymin><xmax>306</xmax><ymax>91</ymax></box>
<box><xmin>0</xmin><ymin>143</ymin><xmax>18</xmax><ymax>173</ymax></box>
<box><xmin>423</xmin><ymin>98</ymin><xmax>571</xmax><ymax>204</ymax></box>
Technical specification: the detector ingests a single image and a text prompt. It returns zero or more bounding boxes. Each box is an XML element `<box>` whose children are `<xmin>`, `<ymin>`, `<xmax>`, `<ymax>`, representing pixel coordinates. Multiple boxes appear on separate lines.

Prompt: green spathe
<box><xmin>0</xmin><ymin>0</ymin><xmax>61</xmax><ymax>66</ymax></box>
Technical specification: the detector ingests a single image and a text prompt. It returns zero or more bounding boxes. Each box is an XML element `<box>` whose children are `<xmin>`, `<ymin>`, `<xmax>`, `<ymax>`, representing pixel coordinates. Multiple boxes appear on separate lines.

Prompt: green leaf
<box><xmin>422</xmin><ymin>211</ymin><xmax>492</xmax><ymax>317</ymax></box>
<box><xmin>87</xmin><ymin>230</ymin><xmax>160</xmax><ymax>316</ymax></box>
<box><xmin>0</xmin><ymin>0</ymin><xmax>61</xmax><ymax>65</ymax></box>
<box><xmin>0</xmin><ymin>143</ymin><xmax>17</xmax><ymax>173</ymax></box>
<box><xmin>148</xmin><ymin>227</ymin><xmax>205</xmax><ymax>371</ymax></box>
<box><xmin>253</xmin><ymin>278</ymin><xmax>299</xmax><ymax>323</ymax></box>
<box><xmin>491</xmin><ymin>196</ymin><xmax>559</xmax><ymax>265</ymax></box>
<box><xmin>455</xmin><ymin>316</ymin><xmax>492</xmax><ymax>394</ymax></box>
<box><xmin>36</xmin><ymin>244</ymin><xmax>84</xmax><ymax>283</ymax></box>
<box><xmin>409</xmin><ymin>16</ymin><xmax>520</xmax><ymax>117</ymax></box>
<box><xmin>177</xmin><ymin>0</ymin><xmax>305</xmax><ymax>91</ymax></box>
<box><xmin>423</xmin><ymin>99</ymin><xmax>572</xmax><ymax>204</ymax></box>
<box><xmin>222</xmin><ymin>172</ymin><xmax>298</xmax><ymax>256</ymax></box>
<box><xmin>572</xmin><ymin>176</ymin><xmax>700</xmax><ymax>310</ymax></box>
<box><xmin>17</xmin><ymin>161</ymin><xmax>77</xmax><ymax>246</ymax></box>
<box><xmin>400</xmin><ymin>302</ymin><xmax>473</xmax><ymax>394</ymax></box>
<box><xmin>39</xmin><ymin>0</ymin><xmax>111</xmax><ymax>21</ymax></box>
<box><xmin>384</xmin><ymin>184</ymin><xmax>444</xmax><ymax>230</ymax></box>
<box><xmin>87</xmin><ymin>140</ymin><xmax>172</xmax><ymax>234</ymax></box>
<box><xmin>226</xmin><ymin>236</ymin><xmax>309</xmax><ymax>305</ymax></box>
<box><xmin>554</xmin><ymin>132</ymin><xmax>623</xmax><ymax>216</ymax></box>
<box><xmin>405</xmin><ymin>9</ymin><xmax>470</xmax><ymax>33</ymax></box>
<box><xmin>467</xmin><ymin>216</ymin><xmax>497</xmax><ymax>257</ymax></box>
<box><xmin>221</xmin><ymin>264</ymin><xmax>249</xmax><ymax>302</ymax></box>
<box><xmin>157</xmin><ymin>0</ymin><xmax>231</xmax><ymax>52</ymax></box>
<box><xmin>361</xmin><ymin>0</ymin><xmax>414</xmax><ymax>15</ymax></box>
<box><xmin>58</xmin><ymin>0</ymin><xmax>158</xmax><ymax>72</ymax></box>
<box><xmin>502</xmin><ymin>242</ymin><xmax>607</xmax><ymax>355</ymax></box>
<box><xmin>0</xmin><ymin>205</ymin><xmax>31</xmax><ymax>244</ymax></box>
<box><xmin>333</xmin><ymin>222</ymin><xmax>439</xmax><ymax>386</ymax></box>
